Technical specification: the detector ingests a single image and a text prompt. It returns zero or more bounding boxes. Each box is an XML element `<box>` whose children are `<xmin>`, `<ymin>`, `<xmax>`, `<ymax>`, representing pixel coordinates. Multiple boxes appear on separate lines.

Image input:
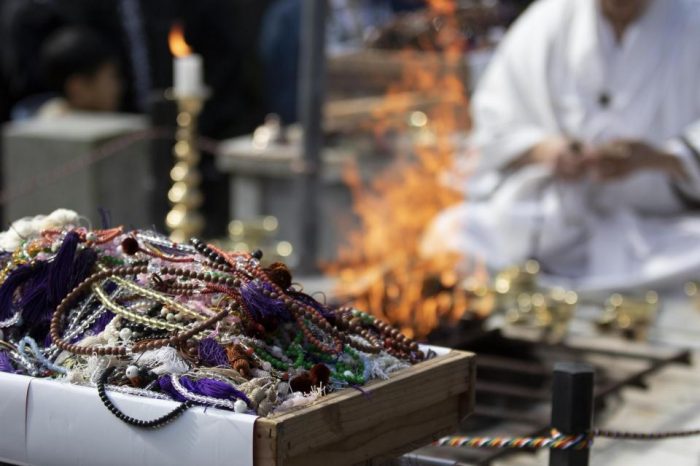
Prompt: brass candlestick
<box><xmin>166</xmin><ymin>95</ymin><xmax>205</xmax><ymax>242</ymax></box>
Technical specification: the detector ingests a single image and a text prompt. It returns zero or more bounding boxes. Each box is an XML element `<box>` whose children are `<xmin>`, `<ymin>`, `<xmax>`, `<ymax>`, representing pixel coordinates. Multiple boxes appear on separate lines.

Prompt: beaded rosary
<box><xmin>0</xmin><ymin>218</ymin><xmax>426</xmax><ymax>427</ymax></box>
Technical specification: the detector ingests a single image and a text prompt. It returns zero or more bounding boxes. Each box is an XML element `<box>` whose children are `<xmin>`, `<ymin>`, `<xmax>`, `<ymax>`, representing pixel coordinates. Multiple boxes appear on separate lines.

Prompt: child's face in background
<box><xmin>69</xmin><ymin>61</ymin><xmax>123</xmax><ymax>112</ymax></box>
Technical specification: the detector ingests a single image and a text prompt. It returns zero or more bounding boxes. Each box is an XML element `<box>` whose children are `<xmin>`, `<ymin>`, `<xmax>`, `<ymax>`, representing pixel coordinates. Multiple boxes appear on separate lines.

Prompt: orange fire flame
<box><xmin>332</xmin><ymin>1</ymin><xmax>479</xmax><ymax>338</ymax></box>
<box><xmin>168</xmin><ymin>23</ymin><xmax>192</xmax><ymax>57</ymax></box>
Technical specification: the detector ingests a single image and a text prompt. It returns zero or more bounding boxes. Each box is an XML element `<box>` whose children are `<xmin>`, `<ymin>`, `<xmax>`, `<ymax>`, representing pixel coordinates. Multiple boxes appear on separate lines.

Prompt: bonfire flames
<box><xmin>333</xmin><ymin>1</ymin><xmax>475</xmax><ymax>339</ymax></box>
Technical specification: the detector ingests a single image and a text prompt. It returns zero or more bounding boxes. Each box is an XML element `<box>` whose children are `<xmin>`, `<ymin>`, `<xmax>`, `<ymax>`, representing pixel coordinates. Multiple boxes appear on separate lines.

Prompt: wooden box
<box><xmin>253</xmin><ymin>349</ymin><xmax>475</xmax><ymax>465</ymax></box>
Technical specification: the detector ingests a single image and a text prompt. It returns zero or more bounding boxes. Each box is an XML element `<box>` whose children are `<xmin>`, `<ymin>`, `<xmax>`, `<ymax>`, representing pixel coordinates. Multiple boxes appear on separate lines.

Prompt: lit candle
<box><xmin>169</xmin><ymin>23</ymin><xmax>204</xmax><ymax>97</ymax></box>
<box><xmin>174</xmin><ymin>54</ymin><xmax>203</xmax><ymax>97</ymax></box>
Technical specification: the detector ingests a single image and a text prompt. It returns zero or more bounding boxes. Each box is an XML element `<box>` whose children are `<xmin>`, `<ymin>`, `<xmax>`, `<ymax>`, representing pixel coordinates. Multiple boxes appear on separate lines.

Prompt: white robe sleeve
<box><xmin>665</xmin><ymin>6</ymin><xmax>700</xmax><ymax>206</ymax></box>
<box><xmin>667</xmin><ymin>121</ymin><xmax>700</xmax><ymax>205</ymax></box>
<box><xmin>471</xmin><ymin>0</ymin><xmax>566</xmax><ymax>174</ymax></box>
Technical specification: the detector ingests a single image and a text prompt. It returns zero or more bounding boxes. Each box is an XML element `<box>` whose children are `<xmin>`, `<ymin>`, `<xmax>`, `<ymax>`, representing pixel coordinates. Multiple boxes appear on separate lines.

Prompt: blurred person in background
<box><xmin>425</xmin><ymin>0</ymin><xmax>700</xmax><ymax>294</ymax></box>
<box><xmin>0</xmin><ymin>0</ymin><xmax>272</xmax><ymax>236</ymax></box>
<box><xmin>31</xmin><ymin>27</ymin><xmax>123</xmax><ymax>118</ymax></box>
<box><xmin>0</xmin><ymin>0</ymin><xmax>66</xmax><ymax>119</ymax></box>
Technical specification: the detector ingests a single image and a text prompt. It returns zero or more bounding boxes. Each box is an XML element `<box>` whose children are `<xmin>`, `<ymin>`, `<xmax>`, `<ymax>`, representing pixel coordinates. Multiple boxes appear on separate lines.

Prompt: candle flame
<box><xmin>169</xmin><ymin>23</ymin><xmax>192</xmax><ymax>58</ymax></box>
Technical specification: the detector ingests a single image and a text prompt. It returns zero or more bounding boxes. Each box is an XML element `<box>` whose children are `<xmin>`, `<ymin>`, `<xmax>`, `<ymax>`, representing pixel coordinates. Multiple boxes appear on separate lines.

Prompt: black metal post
<box><xmin>296</xmin><ymin>0</ymin><xmax>327</xmax><ymax>274</ymax></box>
<box><xmin>549</xmin><ymin>362</ymin><xmax>594</xmax><ymax>466</ymax></box>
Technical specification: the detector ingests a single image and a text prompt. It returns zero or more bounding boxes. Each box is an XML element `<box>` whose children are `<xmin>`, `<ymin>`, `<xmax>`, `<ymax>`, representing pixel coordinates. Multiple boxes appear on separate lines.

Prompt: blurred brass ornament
<box><xmin>463</xmin><ymin>260</ymin><xmax>577</xmax><ymax>342</ymax></box>
<box><xmin>223</xmin><ymin>216</ymin><xmax>294</xmax><ymax>265</ymax></box>
<box><xmin>596</xmin><ymin>291</ymin><xmax>658</xmax><ymax>341</ymax></box>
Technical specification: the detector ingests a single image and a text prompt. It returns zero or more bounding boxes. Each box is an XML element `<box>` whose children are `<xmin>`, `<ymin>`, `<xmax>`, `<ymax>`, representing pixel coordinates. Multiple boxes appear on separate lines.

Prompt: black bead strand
<box><xmin>97</xmin><ymin>367</ymin><xmax>192</xmax><ymax>429</ymax></box>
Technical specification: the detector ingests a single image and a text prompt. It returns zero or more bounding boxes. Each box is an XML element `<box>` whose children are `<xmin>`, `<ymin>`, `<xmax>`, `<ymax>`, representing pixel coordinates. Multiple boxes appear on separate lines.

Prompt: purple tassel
<box><xmin>19</xmin><ymin>264</ymin><xmax>51</xmax><ymax>331</ymax></box>
<box><xmin>69</xmin><ymin>248</ymin><xmax>97</xmax><ymax>289</ymax></box>
<box><xmin>157</xmin><ymin>375</ymin><xmax>188</xmax><ymax>402</ymax></box>
<box><xmin>198</xmin><ymin>338</ymin><xmax>229</xmax><ymax>367</ymax></box>
<box><xmin>179</xmin><ymin>376</ymin><xmax>252</xmax><ymax>407</ymax></box>
<box><xmin>157</xmin><ymin>375</ymin><xmax>252</xmax><ymax>408</ymax></box>
<box><xmin>88</xmin><ymin>310</ymin><xmax>115</xmax><ymax>335</ymax></box>
<box><xmin>0</xmin><ymin>351</ymin><xmax>15</xmax><ymax>373</ymax></box>
<box><xmin>22</xmin><ymin>232</ymin><xmax>95</xmax><ymax>341</ymax></box>
<box><xmin>83</xmin><ymin>281</ymin><xmax>115</xmax><ymax>337</ymax></box>
<box><xmin>48</xmin><ymin>231</ymin><xmax>80</xmax><ymax>305</ymax></box>
<box><xmin>0</xmin><ymin>263</ymin><xmax>40</xmax><ymax>320</ymax></box>
<box><xmin>240</xmin><ymin>280</ymin><xmax>290</xmax><ymax>322</ymax></box>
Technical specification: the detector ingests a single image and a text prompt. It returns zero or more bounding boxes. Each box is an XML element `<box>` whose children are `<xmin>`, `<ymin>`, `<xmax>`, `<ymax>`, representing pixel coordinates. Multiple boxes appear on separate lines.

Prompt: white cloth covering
<box><xmin>0</xmin><ymin>373</ymin><xmax>258</xmax><ymax>466</ymax></box>
<box><xmin>424</xmin><ymin>0</ymin><xmax>700</xmax><ymax>294</ymax></box>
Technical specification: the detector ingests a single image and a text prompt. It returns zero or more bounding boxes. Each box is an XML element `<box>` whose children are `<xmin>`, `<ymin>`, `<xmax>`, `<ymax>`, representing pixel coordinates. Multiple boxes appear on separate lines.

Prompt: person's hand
<box><xmin>513</xmin><ymin>137</ymin><xmax>588</xmax><ymax>180</ymax></box>
<box><xmin>585</xmin><ymin>140</ymin><xmax>687</xmax><ymax>181</ymax></box>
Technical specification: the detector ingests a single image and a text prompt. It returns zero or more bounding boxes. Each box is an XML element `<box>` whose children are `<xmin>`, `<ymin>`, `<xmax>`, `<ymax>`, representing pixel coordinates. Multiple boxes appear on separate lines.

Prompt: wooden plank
<box><xmin>285</xmin><ymin>397</ymin><xmax>462</xmax><ymax>466</ymax></box>
<box><xmin>253</xmin><ymin>350</ymin><xmax>474</xmax><ymax>466</ymax></box>
<box><xmin>254</xmin><ymin>417</ymin><xmax>280</xmax><ymax>465</ymax></box>
<box><xmin>275</xmin><ymin>350</ymin><xmax>472</xmax><ymax>457</ymax></box>
<box><xmin>459</xmin><ymin>353</ymin><xmax>476</xmax><ymax>426</ymax></box>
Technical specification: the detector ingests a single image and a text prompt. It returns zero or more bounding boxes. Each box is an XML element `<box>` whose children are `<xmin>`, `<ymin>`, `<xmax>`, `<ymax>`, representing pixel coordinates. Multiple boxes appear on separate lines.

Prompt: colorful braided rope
<box><xmin>434</xmin><ymin>429</ymin><xmax>593</xmax><ymax>450</ymax></box>
<box><xmin>436</xmin><ymin>426</ymin><xmax>700</xmax><ymax>451</ymax></box>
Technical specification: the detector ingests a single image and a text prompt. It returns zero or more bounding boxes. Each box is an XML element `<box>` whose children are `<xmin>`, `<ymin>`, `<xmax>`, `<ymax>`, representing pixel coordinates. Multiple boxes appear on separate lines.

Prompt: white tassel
<box><xmin>135</xmin><ymin>347</ymin><xmax>189</xmax><ymax>375</ymax></box>
<box><xmin>10</xmin><ymin>217</ymin><xmax>36</xmax><ymax>237</ymax></box>
<box><xmin>76</xmin><ymin>317</ymin><xmax>119</xmax><ymax>349</ymax></box>
<box><xmin>365</xmin><ymin>357</ymin><xmax>390</xmax><ymax>380</ymax></box>
<box><xmin>273</xmin><ymin>391</ymin><xmax>321</xmax><ymax>414</ymax></box>
<box><xmin>250</xmin><ymin>368</ymin><xmax>271</xmax><ymax>378</ymax></box>
<box><xmin>371</xmin><ymin>353</ymin><xmax>410</xmax><ymax>378</ymax></box>
<box><xmin>44</xmin><ymin>209</ymin><xmax>80</xmax><ymax>229</ymax></box>
<box><xmin>66</xmin><ymin>369</ymin><xmax>85</xmax><ymax>384</ymax></box>
<box><xmin>85</xmin><ymin>355</ymin><xmax>108</xmax><ymax>384</ymax></box>
<box><xmin>53</xmin><ymin>349</ymin><xmax>73</xmax><ymax>366</ymax></box>
<box><xmin>76</xmin><ymin>334</ymin><xmax>106</xmax><ymax>348</ymax></box>
<box><xmin>0</xmin><ymin>209</ymin><xmax>81</xmax><ymax>252</ymax></box>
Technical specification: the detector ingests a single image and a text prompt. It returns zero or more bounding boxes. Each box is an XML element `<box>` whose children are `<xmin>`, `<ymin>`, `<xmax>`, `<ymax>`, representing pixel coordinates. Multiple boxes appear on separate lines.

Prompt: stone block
<box><xmin>2</xmin><ymin>113</ymin><xmax>155</xmax><ymax>227</ymax></box>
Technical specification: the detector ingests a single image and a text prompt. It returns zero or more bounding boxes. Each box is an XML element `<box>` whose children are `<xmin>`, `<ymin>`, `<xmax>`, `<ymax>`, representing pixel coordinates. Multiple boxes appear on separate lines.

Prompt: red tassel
<box><xmin>309</xmin><ymin>363</ymin><xmax>330</xmax><ymax>387</ymax></box>
<box><xmin>290</xmin><ymin>372</ymin><xmax>313</xmax><ymax>393</ymax></box>
<box><xmin>263</xmin><ymin>262</ymin><xmax>292</xmax><ymax>290</ymax></box>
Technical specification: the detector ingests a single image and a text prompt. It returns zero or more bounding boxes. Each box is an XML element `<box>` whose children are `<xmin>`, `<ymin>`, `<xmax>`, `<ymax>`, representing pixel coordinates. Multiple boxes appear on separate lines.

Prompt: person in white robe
<box><xmin>423</xmin><ymin>0</ymin><xmax>700</xmax><ymax>294</ymax></box>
